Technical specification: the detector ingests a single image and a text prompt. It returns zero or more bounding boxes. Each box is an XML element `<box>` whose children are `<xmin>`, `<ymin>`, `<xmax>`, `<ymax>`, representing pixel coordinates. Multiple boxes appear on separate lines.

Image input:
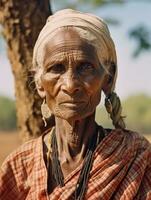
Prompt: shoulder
<box><xmin>0</xmin><ymin>136</ymin><xmax>43</xmax><ymax>199</ymax></box>
<box><xmin>116</xmin><ymin>129</ymin><xmax>151</xmax><ymax>162</ymax></box>
<box><xmin>2</xmin><ymin>138</ymin><xmax>36</xmax><ymax>168</ymax></box>
<box><xmin>1</xmin><ymin>136</ymin><xmax>42</xmax><ymax>182</ymax></box>
<box><xmin>120</xmin><ymin>129</ymin><xmax>151</xmax><ymax>147</ymax></box>
<box><xmin>120</xmin><ymin>129</ymin><xmax>151</xmax><ymax>197</ymax></box>
<box><xmin>112</xmin><ymin>128</ymin><xmax>150</xmax><ymax>148</ymax></box>
<box><xmin>103</xmin><ymin>128</ymin><xmax>151</xmax><ymax>170</ymax></box>
<box><xmin>105</xmin><ymin>128</ymin><xmax>150</xmax><ymax>144</ymax></box>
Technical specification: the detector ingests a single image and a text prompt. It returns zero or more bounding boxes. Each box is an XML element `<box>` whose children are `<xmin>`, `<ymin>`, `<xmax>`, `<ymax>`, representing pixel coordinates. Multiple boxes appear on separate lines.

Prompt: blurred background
<box><xmin>0</xmin><ymin>0</ymin><xmax>151</xmax><ymax>165</ymax></box>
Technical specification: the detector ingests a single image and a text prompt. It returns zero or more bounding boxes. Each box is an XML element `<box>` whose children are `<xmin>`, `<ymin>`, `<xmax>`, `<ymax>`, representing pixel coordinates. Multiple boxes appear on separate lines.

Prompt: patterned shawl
<box><xmin>0</xmin><ymin>129</ymin><xmax>151</xmax><ymax>200</ymax></box>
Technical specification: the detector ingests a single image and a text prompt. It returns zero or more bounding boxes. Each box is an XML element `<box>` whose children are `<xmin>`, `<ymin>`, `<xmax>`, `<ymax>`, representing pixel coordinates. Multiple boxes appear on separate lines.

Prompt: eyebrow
<box><xmin>43</xmin><ymin>50</ymin><xmax>98</xmax><ymax>68</ymax></box>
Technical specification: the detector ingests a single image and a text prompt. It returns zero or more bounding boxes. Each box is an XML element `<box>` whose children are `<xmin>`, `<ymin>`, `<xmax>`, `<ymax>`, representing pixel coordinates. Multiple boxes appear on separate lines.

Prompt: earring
<box><xmin>41</xmin><ymin>99</ymin><xmax>52</xmax><ymax>127</ymax></box>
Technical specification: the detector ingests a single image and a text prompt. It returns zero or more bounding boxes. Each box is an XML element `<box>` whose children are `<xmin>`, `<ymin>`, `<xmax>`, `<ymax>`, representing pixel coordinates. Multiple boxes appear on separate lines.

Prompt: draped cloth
<box><xmin>0</xmin><ymin>129</ymin><xmax>151</xmax><ymax>200</ymax></box>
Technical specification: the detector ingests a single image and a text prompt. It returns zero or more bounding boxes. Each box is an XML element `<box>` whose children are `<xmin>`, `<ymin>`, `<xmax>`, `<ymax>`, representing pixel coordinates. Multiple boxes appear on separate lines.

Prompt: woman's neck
<box><xmin>55</xmin><ymin>113</ymin><xmax>97</xmax><ymax>164</ymax></box>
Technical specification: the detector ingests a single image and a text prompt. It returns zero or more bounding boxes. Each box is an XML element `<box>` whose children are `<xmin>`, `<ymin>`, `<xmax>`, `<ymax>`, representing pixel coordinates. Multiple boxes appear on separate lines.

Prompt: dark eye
<box><xmin>46</xmin><ymin>64</ymin><xmax>65</xmax><ymax>74</ymax></box>
<box><xmin>77</xmin><ymin>62</ymin><xmax>95</xmax><ymax>74</ymax></box>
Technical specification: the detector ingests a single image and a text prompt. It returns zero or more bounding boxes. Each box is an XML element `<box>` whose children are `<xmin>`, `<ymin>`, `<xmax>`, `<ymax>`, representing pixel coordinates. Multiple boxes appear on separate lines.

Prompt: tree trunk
<box><xmin>0</xmin><ymin>0</ymin><xmax>52</xmax><ymax>141</ymax></box>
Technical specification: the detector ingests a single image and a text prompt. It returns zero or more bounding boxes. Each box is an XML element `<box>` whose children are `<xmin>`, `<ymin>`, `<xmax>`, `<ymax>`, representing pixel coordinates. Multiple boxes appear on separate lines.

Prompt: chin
<box><xmin>53</xmin><ymin>107</ymin><xmax>95</xmax><ymax>121</ymax></box>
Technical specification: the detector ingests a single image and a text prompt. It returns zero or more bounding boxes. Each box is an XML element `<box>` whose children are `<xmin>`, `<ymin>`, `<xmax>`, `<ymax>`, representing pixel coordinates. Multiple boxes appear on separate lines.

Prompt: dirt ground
<box><xmin>0</xmin><ymin>131</ymin><xmax>151</xmax><ymax>166</ymax></box>
<box><xmin>0</xmin><ymin>131</ymin><xmax>21</xmax><ymax>166</ymax></box>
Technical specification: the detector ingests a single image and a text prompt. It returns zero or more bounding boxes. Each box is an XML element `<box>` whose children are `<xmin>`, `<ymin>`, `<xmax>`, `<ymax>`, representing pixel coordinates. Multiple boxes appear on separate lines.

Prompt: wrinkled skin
<box><xmin>36</xmin><ymin>28</ymin><xmax>110</xmax><ymax>192</ymax></box>
<box><xmin>40</xmin><ymin>28</ymin><xmax>106</xmax><ymax>121</ymax></box>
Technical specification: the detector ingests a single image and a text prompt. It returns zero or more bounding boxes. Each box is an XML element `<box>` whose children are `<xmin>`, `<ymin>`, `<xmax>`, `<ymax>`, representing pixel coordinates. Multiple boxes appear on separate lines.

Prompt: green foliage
<box><xmin>96</xmin><ymin>94</ymin><xmax>151</xmax><ymax>134</ymax></box>
<box><xmin>129</xmin><ymin>25</ymin><xmax>151</xmax><ymax>57</ymax></box>
<box><xmin>78</xmin><ymin>0</ymin><xmax>124</xmax><ymax>6</ymax></box>
<box><xmin>0</xmin><ymin>96</ymin><xmax>17</xmax><ymax>131</ymax></box>
<box><xmin>53</xmin><ymin>0</ymin><xmax>124</xmax><ymax>10</ymax></box>
<box><xmin>123</xmin><ymin>94</ymin><xmax>151</xmax><ymax>133</ymax></box>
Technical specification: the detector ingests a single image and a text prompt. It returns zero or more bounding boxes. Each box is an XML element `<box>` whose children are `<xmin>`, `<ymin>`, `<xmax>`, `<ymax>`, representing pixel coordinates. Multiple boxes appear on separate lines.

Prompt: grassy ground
<box><xmin>0</xmin><ymin>131</ymin><xmax>151</xmax><ymax>166</ymax></box>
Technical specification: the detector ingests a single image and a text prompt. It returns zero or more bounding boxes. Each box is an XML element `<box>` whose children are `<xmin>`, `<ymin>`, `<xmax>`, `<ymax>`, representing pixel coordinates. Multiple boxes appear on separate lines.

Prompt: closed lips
<box><xmin>60</xmin><ymin>101</ymin><xmax>85</xmax><ymax>104</ymax></box>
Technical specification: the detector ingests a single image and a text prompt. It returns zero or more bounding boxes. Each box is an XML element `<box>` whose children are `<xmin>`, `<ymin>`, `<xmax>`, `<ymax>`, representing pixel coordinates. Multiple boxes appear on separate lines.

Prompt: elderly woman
<box><xmin>0</xmin><ymin>9</ymin><xmax>151</xmax><ymax>200</ymax></box>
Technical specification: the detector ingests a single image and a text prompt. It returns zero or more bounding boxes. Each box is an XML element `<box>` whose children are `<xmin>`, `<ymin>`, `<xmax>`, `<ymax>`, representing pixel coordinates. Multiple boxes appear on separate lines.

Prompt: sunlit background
<box><xmin>0</xmin><ymin>0</ymin><xmax>151</xmax><ymax>164</ymax></box>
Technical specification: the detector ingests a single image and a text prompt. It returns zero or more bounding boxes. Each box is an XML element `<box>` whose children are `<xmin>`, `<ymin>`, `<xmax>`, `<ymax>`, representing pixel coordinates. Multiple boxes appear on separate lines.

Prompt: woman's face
<box><xmin>39</xmin><ymin>28</ymin><xmax>106</xmax><ymax>121</ymax></box>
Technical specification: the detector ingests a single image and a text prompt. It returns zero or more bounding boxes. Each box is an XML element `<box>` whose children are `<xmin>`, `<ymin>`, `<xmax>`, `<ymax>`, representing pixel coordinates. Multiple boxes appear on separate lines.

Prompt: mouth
<box><xmin>60</xmin><ymin>101</ymin><xmax>85</xmax><ymax>107</ymax></box>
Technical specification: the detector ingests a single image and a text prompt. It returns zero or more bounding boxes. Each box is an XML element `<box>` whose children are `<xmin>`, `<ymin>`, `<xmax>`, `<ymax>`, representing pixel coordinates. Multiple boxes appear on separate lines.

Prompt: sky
<box><xmin>0</xmin><ymin>1</ymin><xmax>151</xmax><ymax>100</ymax></box>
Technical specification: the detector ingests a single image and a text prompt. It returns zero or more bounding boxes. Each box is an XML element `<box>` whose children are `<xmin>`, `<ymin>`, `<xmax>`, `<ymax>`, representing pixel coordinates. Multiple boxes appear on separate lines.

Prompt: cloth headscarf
<box><xmin>33</xmin><ymin>9</ymin><xmax>117</xmax><ymax>93</ymax></box>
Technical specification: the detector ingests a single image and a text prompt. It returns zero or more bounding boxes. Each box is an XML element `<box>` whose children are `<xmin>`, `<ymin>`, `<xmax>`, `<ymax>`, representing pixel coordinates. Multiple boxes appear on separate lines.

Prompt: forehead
<box><xmin>42</xmin><ymin>28</ymin><xmax>98</xmax><ymax>65</ymax></box>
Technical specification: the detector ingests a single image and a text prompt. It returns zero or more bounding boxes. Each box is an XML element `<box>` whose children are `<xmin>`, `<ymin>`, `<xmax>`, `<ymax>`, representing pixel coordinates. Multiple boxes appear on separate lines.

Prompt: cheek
<box><xmin>41</xmin><ymin>73</ymin><xmax>60</xmax><ymax>97</ymax></box>
<box><xmin>41</xmin><ymin>74</ymin><xmax>65</xmax><ymax>112</ymax></box>
<box><xmin>84</xmin><ymin>72</ymin><xmax>104</xmax><ymax>96</ymax></box>
<box><xmin>91</xmin><ymin>90</ymin><xmax>102</xmax><ymax>106</ymax></box>
<box><xmin>84</xmin><ymin>71</ymin><xmax>104</xmax><ymax>107</ymax></box>
<box><xmin>89</xmin><ymin>86</ymin><xmax>101</xmax><ymax>107</ymax></box>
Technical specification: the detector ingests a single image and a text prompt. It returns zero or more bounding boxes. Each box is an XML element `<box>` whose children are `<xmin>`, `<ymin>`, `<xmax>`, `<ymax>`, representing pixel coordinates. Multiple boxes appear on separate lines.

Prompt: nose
<box><xmin>61</xmin><ymin>70</ymin><xmax>81</xmax><ymax>95</ymax></box>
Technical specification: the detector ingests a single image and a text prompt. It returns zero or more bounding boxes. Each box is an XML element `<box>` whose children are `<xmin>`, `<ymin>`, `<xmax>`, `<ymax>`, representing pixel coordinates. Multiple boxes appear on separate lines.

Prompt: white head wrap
<box><xmin>33</xmin><ymin>9</ymin><xmax>117</xmax><ymax>93</ymax></box>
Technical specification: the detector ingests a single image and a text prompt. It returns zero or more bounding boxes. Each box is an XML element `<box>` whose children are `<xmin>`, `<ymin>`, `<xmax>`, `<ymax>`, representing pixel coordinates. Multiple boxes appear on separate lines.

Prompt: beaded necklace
<box><xmin>47</xmin><ymin>126</ymin><xmax>106</xmax><ymax>200</ymax></box>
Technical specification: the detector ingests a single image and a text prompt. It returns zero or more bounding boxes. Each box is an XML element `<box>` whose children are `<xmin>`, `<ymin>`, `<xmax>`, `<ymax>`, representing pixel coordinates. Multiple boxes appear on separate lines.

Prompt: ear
<box><xmin>102</xmin><ymin>62</ymin><xmax>116</xmax><ymax>95</ymax></box>
<box><xmin>35</xmin><ymin>69</ymin><xmax>46</xmax><ymax>99</ymax></box>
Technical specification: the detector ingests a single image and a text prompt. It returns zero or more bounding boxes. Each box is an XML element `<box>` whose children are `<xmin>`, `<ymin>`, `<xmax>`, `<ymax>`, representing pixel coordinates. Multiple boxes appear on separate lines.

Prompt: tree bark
<box><xmin>0</xmin><ymin>0</ymin><xmax>52</xmax><ymax>141</ymax></box>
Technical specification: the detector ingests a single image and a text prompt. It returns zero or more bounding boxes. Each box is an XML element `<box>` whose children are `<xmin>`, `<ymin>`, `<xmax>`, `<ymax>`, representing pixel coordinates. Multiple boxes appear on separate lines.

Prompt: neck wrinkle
<box><xmin>55</xmin><ymin>113</ymin><xmax>97</xmax><ymax>162</ymax></box>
